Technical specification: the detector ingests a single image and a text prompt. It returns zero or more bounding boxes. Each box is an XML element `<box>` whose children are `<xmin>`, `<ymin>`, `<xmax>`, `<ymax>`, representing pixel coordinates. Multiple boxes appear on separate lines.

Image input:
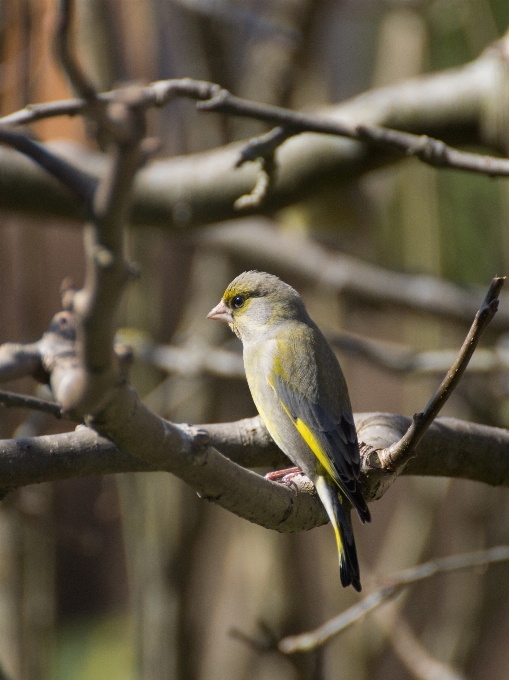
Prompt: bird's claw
<box><xmin>265</xmin><ymin>466</ymin><xmax>303</xmax><ymax>485</ymax></box>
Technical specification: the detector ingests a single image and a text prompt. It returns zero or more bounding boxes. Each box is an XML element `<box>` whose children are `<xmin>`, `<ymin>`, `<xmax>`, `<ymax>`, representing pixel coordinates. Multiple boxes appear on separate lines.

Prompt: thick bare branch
<box><xmin>1</xmin><ymin>413</ymin><xmax>509</xmax><ymax>529</ymax></box>
<box><xmin>0</xmin><ymin>37</ymin><xmax>508</xmax><ymax>225</ymax></box>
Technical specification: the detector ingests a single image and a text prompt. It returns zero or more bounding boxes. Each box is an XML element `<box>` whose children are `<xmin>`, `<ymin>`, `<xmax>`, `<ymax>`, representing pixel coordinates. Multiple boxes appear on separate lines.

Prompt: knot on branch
<box><xmin>196</xmin><ymin>87</ymin><xmax>230</xmax><ymax>111</ymax></box>
<box><xmin>360</xmin><ymin>442</ymin><xmax>397</xmax><ymax>501</ymax></box>
<box><xmin>177</xmin><ymin>423</ymin><xmax>211</xmax><ymax>463</ymax></box>
<box><xmin>412</xmin><ymin>137</ymin><xmax>448</xmax><ymax>165</ymax></box>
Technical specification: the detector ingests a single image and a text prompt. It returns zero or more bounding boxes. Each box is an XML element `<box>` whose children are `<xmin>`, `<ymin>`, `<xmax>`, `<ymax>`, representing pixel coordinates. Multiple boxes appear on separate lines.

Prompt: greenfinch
<box><xmin>208</xmin><ymin>271</ymin><xmax>370</xmax><ymax>591</ymax></box>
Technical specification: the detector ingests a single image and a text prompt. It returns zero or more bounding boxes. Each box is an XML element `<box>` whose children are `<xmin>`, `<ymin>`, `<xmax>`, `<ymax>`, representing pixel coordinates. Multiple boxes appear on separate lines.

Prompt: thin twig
<box><xmin>278</xmin><ymin>545</ymin><xmax>509</xmax><ymax>653</ymax></box>
<box><xmin>54</xmin><ymin>0</ymin><xmax>97</xmax><ymax>100</ymax></box>
<box><xmin>380</xmin><ymin>276</ymin><xmax>505</xmax><ymax>471</ymax></box>
<box><xmin>233</xmin><ymin>164</ymin><xmax>272</xmax><ymax>210</ymax></box>
<box><xmin>0</xmin><ymin>390</ymin><xmax>63</xmax><ymax>418</ymax></box>
<box><xmin>233</xmin><ymin>127</ymin><xmax>293</xmax><ymax>209</ymax></box>
<box><xmin>1</xmin><ymin>76</ymin><xmax>509</xmax><ymax>183</ymax></box>
<box><xmin>230</xmin><ymin>622</ymin><xmax>279</xmax><ymax>653</ymax></box>
<box><xmin>0</xmin><ymin>129</ymin><xmax>97</xmax><ymax>203</ymax></box>
<box><xmin>358</xmin><ymin>124</ymin><xmax>509</xmax><ymax>177</ymax></box>
<box><xmin>234</xmin><ymin>126</ymin><xmax>293</xmax><ymax>166</ymax></box>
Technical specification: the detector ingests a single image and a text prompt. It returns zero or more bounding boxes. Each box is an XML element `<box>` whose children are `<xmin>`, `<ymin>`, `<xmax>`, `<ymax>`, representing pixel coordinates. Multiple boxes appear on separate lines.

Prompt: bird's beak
<box><xmin>207</xmin><ymin>300</ymin><xmax>233</xmax><ymax>323</ymax></box>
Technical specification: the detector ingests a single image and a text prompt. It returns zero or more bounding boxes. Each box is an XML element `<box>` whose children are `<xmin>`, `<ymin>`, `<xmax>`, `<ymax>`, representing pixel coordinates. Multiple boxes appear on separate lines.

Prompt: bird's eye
<box><xmin>232</xmin><ymin>295</ymin><xmax>245</xmax><ymax>309</ymax></box>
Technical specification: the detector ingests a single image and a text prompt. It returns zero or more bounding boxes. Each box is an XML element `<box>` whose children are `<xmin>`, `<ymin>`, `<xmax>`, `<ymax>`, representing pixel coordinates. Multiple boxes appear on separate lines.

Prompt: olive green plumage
<box><xmin>208</xmin><ymin>271</ymin><xmax>370</xmax><ymax>591</ymax></box>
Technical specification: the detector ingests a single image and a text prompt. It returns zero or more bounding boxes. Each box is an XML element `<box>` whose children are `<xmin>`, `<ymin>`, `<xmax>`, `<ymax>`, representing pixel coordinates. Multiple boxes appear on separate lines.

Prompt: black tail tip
<box><xmin>359</xmin><ymin>505</ymin><xmax>371</xmax><ymax>524</ymax></box>
<box><xmin>340</xmin><ymin>561</ymin><xmax>362</xmax><ymax>592</ymax></box>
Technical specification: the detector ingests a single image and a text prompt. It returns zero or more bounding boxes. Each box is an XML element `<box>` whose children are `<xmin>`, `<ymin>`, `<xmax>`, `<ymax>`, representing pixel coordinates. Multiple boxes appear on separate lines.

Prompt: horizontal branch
<box><xmin>329</xmin><ymin>331</ymin><xmax>504</xmax><ymax>375</ymax></box>
<box><xmin>1</xmin><ymin>413</ymin><xmax>509</xmax><ymax>529</ymax></box>
<box><xmin>122</xmin><ymin>330</ymin><xmax>245</xmax><ymax>379</ymax></box>
<box><xmin>201</xmin><ymin>219</ymin><xmax>509</xmax><ymax>329</ymax></box>
<box><xmin>0</xmin><ymin>39</ymin><xmax>507</xmax><ymax>226</ymax></box>
<box><xmin>124</xmin><ymin>326</ymin><xmax>509</xmax><ymax>381</ymax></box>
<box><xmin>357</xmin><ymin>124</ymin><xmax>509</xmax><ymax>177</ymax></box>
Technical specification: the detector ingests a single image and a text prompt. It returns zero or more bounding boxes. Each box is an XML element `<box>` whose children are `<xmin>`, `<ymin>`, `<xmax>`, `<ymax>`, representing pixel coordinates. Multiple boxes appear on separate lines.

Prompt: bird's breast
<box><xmin>242</xmin><ymin>339</ymin><xmax>319</xmax><ymax>477</ymax></box>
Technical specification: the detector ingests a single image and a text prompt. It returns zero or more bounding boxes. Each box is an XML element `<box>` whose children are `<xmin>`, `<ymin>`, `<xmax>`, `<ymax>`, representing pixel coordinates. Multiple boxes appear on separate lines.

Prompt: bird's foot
<box><xmin>265</xmin><ymin>466</ymin><xmax>303</xmax><ymax>485</ymax></box>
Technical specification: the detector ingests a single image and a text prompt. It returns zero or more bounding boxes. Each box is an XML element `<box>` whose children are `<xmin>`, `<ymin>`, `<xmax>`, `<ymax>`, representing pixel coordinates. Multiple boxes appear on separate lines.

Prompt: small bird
<box><xmin>207</xmin><ymin>271</ymin><xmax>370</xmax><ymax>591</ymax></box>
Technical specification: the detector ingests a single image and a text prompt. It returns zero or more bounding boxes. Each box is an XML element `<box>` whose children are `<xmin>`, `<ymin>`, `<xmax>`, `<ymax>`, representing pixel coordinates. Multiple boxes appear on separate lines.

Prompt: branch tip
<box><xmin>381</xmin><ymin>276</ymin><xmax>504</xmax><ymax>473</ymax></box>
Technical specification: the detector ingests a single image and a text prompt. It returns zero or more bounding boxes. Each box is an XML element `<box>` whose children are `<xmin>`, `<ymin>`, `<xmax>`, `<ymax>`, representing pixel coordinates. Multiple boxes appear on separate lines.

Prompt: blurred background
<box><xmin>1</xmin><ymin>0</ymin><xmax>509</xmax><ymax>678</ymax></box>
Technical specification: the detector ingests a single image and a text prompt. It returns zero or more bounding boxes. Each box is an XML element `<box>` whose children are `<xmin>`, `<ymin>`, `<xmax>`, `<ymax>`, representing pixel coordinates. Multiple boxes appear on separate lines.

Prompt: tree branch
<box><xmin>0</xmin><ymin>36</ymin><xmax>508</xmax><ymax>226</ymax></box>
<box><xmin>0</xmin><ymin>390</ymin><xmax>62</xmax><ymax>418</ymax></box>
<box><xmin>0</xmin><ymin>129</ymin><xmax>96</xmax><ymax>204</ymax></box>
<box><xmin>278</xmin><ymin>545</ymin><xmax>509</xmax><ymax>653</ymax></box>
<box><xmin>54</xmin><ymin>0</ymin><xmax>98</xmax><ymax>101</ymax></box>
<box><xmin>381</xmin><ymin>277</ymin><xmax>505</xmax><ymax>472</ymax></box>
<box><xmin>329</xmin><ymin>331</ymin><xmax>502</xmax><ymax>376</ymax></box>
<box><xmin>1</xmin><ymin>413</ymin><xmax>509</xmax><ymax>527</ymax></box>
<box><xmin>201</xmin><ymin>220</ymin><xmax>509</xmax><ymax>329</ymax></box>
<box><xmin>357</xmin><ymin>124</ymin><xmax>509</xmax><ymax>177</ymax></box>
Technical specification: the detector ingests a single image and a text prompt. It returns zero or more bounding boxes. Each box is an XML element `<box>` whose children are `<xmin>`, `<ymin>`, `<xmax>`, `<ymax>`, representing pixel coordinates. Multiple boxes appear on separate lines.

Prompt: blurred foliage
<box><xmin>52</xmin><ymin>615</ymin><xmax>135</xmax><ymax>680</ymax></box>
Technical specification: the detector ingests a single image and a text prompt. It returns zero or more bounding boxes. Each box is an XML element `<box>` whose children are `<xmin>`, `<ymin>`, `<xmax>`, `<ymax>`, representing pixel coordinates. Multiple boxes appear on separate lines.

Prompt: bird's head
<box><xmin>207</xmin><ymin>270</ymin><xmax>307</xmax><ymax>341</ymax></box>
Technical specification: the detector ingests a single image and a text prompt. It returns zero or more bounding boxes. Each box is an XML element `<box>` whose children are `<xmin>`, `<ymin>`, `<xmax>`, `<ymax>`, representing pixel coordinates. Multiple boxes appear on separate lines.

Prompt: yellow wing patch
<box><xmin>268</xmin><ymin>374</ymin><xmax>342</xmax><ymax>488</ymax></box>
<box><xmin>268</xmin><ymin>375</ymin><xmax>346</xmax><ymax>563</ymax></box>
<box><xmin>294</xmin><ymin>417</ymin><xmax>340</xmax><ymax>486</ymax></box>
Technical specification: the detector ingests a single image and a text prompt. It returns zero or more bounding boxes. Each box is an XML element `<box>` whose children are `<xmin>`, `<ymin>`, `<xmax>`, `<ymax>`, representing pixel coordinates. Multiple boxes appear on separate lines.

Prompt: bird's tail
<box><xmin>315</xmin><ymin>477</ymin><xmax>361</xmax><ymax>592</ymax></box>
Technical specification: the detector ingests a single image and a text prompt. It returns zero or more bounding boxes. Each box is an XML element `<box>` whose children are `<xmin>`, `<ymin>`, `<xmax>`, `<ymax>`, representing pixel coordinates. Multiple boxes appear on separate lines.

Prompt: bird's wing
<box><xmin>268</xmin><ymin>336</ymin><xmax>370</xmax><ymax>522</ymax></box>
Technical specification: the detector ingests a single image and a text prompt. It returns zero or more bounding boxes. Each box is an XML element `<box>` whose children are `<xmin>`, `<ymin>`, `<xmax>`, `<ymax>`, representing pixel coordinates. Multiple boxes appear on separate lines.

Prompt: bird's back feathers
<box><xmin>269</xmin><ymin>326</ymin><xmax>370</xmax><ymax>523</ymax></box>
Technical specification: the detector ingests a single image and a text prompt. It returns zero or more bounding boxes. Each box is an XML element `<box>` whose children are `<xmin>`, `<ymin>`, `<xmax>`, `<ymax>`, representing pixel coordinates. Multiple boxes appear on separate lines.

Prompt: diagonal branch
<box><xmin>278</xmin><ymin>545</ymin><xmax>509</xmax><ymax>654</ymax></box>
<box><xmin>381</xmin><ymin>277</ymin><xmax>505</xmax><ymax>472</ymax></box>
<box><xmin>0</xmin><ymin>129</ymin><xmax>97</xmax><ymax>203</ymax></box>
